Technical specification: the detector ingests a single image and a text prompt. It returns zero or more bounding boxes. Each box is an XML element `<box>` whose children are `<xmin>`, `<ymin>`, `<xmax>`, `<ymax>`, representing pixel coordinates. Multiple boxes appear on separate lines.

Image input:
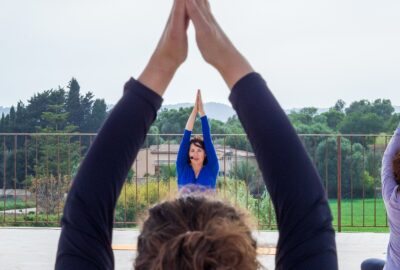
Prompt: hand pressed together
<box><xmin>139</xmin><ymin>0</ymin><xmax>254</xmax><ymax>95</ymax></box>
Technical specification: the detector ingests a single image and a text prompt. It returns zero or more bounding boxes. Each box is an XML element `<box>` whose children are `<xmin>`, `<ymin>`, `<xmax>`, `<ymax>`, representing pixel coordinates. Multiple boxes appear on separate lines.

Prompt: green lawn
<box><xmin>0</xmin><ymin>196</ymin><xmax>390</xmax><ymax>232</ymax></box>
<box><xmin>329</xmin><ymin>198</ymin><xmax>388</xmax><ymax>232</ymax></box>
<box><xmin>0</xmin><ymin>198</ymin><xmax>36</xmax><ymax>211</ymax></box>
<box><xmin>0</xmin><ymin>213</ymin><xmax>60</xmax><ymax>227</ymax></box>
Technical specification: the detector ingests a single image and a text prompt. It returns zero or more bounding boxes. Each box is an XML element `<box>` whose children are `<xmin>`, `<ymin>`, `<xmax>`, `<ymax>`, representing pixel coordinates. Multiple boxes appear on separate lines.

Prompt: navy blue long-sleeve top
<box><xmin>176</xmin><ymin>115</ymin><xmax>219</xmax><ymax>189</ymax></box>
<box><xmin>55</xmin><ymin>73</ymin><xmax>337</xmax><ymax>270</ymax></box>
<box><xmin>55</xmin><ymin>78</ymin><xmax>163</xmax><ymax>269</ymax></box>
<box><xmin>229</xmin><ymin>73</ymin><xmax>337</xmax><ymax>270</ymax></box>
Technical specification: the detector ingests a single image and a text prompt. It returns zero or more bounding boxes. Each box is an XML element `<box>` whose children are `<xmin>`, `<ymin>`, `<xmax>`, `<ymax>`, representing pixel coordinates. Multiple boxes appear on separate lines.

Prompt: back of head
<box><xmin>394</xmin><ymin>150</ymin><xmax>400</xmax><ymax>185</ymax></box>
<box><xmin>135</xmin><ymin>196</ymin><xmax>259</xmax><ymax>270</ymax></box>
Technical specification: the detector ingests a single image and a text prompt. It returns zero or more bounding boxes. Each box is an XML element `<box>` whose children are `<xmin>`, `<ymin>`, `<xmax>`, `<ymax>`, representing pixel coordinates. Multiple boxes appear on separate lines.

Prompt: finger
<box><xmin>170</xmin><ymin>0</ymin><xmax>187</xmax><ymax>32</ymax></box>
<box><xmin>186</xmin><ymin>0</ymin><xmax>210</xmax><ymax>31</ymax></box>
<box><xmin>204</xmin><ymin>0</ymin><xmax>211</xmax><ymax>11</ymax></box>
<box><xmin>197</xmin><ymin>0</ymin><xmax>215</xmax><ymax>24</ymax></box>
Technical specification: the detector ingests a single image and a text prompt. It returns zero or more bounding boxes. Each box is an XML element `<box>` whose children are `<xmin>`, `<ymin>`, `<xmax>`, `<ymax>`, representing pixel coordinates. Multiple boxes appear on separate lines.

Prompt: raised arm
<box><xmin>186</xmin><ymin>0</ymin><xmax>337</xmax><ymax>269</ymax></box>
<box><xmin>382</xmin><ymin>124</ymin><xmax>400</xmax><ymax>202</ymax></box>
<box><xmin>186</xmin><ymin>98</ymin><xmax>198</xmax><ymax>131</ymax></box>
<box><xmin>176</xmin><ymin>103</ymin><xmax>197</xmax><ymax>175</ymax></box>
<box><xmin>56</xmin><ymin>1</ymin><xmax>188</xmax><ymax>269</ymax></box>
<box><xmin>229</xmin><ymin>74</ymin><xmax>337</xmax><ymax>269</ymax></box>
<box><xmin>197</xmin><ymin>90</ymin><xmax>219</xmax><ymax>175</ymax></box>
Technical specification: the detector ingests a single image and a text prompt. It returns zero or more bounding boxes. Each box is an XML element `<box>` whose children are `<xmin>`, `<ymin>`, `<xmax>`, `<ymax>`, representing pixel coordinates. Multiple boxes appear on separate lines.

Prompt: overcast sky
<box><xmin>1</xmin><ymin>0</ymin><xmax>399</xmax><ymax>109</ymax></box>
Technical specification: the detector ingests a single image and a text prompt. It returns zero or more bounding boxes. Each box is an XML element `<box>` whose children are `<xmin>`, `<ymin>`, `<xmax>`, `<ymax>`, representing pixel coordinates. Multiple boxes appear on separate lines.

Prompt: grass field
<box><xmin>328</xmin><ymin>198</ymin><xmax>388</xmax><ymax>232</ymax></box>
<box><xmin>0</xmin><ymin>196</ymin><xmax>390</xmax><ymax>232</ymax></box>
<box><xmin>0</xmin><ymin>198</ymin><xmax>36</xmax><ymax>211</ymax></box>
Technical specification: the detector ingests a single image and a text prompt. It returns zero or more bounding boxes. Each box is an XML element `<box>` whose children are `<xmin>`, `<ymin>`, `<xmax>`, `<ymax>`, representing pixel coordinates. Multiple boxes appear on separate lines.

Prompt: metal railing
<box><xmin>0</xmin><ymin>133</ymin><xmax>390</xmax><ymax>231</ymax></box>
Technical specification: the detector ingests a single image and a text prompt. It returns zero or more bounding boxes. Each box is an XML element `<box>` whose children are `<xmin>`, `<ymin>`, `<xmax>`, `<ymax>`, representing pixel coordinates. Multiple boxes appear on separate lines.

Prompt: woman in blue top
<box><xmin>176</xmin><ymin>90</ymin><xmax>219</xmax><ymax>190</ymax></box>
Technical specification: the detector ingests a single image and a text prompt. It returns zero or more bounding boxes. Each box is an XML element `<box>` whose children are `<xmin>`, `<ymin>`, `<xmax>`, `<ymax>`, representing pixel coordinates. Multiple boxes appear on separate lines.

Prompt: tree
<box><xmin>315</xmin><ymin>137</ymin><xmax>368</xmax><ymax>198</ymax></box>
<box><xmin>41</xmin><ymin>104</ymin><xmax>69</xmax><ymax>132</ymax></box>
<box><xmin>221</xmin><ymin>115</ymin><xmax>250</xmax><ymax>151</ymax></box>
<box><xmin>80</xmin><ymin>92</ymin><xmax>94</xmax><ymax>130</ymax></box>
<box><xmin>339</xmin><ymin>112</ymin><xmax>383</xmax><ymax>135</ymax></box>
<box><xmin>30</xmin><ymin>175</ymin><xmax>70</xmax><ymax>215</ymax></box>
<box><xmin>321</xmin><ymin>110</ymin><xmax>345</xmax><ymax>131</ymax></box>
<box><xmin>159</xmin><ymin>164</ymin><xmax>176</xmax><ymax>181</ymax></box>
<box><xmin>385</xmin><ymin>113</ymin><xmax>400</xmax><ymax>132</ymax></box>
<box><xmin>9</xmin><ymin>106</ymin><xmax>16</xmax><ymax>131</ymax></box>
<box><xmin>0</xmin><ymin>113</ymin><xmax>5</xmax><ymax>132</ymax></box>
<box><xmin>66</xmin><ymin>78</ymin><xmax>83</xmax><ymax>128</ymax></box>
<box><xmin>371</xmin><ymin>99</ymin><xmax>394</xmax><ymax>121</ymax></box>
<box><xmin>147</xmin><ymin>126</ymin><xmax>161</xmax><ymax>146</ymax></box>
<box><xmin>333</xmin><ymin>99</ymin><xmax>346</xmax><ymax>112</ymax></box>
<box><xmin>289</xmin><ymin>107</ymin><xmax>318</xmax><ymax>126</ymax></box>
<box><xmin>229</xmin><ymin>160</ymin><xmax>264</xmax><ymax>196</ymax></box>
<box><xmin>345</xmin><ymin>100</ymin><xmax>372</xmax><ymax>115</ymax></box>
<box><xmin>86</xmin><ymin>99</ymin><xmax>107</xmax><ymax>132</ymax></box>
<box><xmin>25</xmin><ymin>88</ymin><xmax>66</xmax><ymax>132</ymax></box>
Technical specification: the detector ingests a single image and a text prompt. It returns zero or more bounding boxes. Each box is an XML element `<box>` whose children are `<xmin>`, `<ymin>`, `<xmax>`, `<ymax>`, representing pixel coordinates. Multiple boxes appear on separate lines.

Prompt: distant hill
<box><xmin>162</xmin><ymin>102</ymin><xmax>236</xmax><ymax>122</ymax></box>
<box><xmin>286</xmin><ymin>106</ymin><xmax>400</xmax><ymax>114</ymax></box>
<box><xmin>284</xmin><ymin>107</ymin><xmax>329</xmax><ymax>114</ymax></box>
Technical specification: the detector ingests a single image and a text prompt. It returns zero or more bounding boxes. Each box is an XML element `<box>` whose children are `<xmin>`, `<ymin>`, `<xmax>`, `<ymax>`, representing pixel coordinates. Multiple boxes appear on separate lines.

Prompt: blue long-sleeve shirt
<box><xmin>176</xmin><ymin>115</ymin><xmax>219</xmax><ymax>189</ymax></box>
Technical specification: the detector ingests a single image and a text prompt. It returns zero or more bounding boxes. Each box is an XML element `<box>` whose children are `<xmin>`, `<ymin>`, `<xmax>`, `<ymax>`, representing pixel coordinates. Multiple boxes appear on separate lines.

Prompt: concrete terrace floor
<box><xmin>0</xmin><ymin>228</ymin><xmax>388</xmax><ymax>270</ymax></box>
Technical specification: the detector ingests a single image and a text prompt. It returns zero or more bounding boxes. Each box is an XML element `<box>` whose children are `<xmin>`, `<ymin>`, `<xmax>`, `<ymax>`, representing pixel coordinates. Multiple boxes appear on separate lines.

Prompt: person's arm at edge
<box><xmin>228</xmin><ymin>72</ymin><xmax>337</xmax><ymax>270</ymax></box>
<box><xmin>56</xmin><ymin>0</ymin><xmax>188</xmax><ymax>268</ymax></box>
<box><xmin>56</xmin><ymin>77</ymin><xmax>164</xmax><ymax>270</ymax></box>
<box><xmin>382</xmin><ymin>124</ymin><xmax>400</xmax><ymax>201</ymax></box>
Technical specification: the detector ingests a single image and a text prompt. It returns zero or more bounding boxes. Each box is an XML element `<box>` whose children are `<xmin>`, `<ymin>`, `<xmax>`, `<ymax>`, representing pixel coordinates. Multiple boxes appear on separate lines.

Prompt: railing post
<box><xmin>337</xmin><ymin>135</ymin><xmax>342</xmax><ymax>232</ymax></box>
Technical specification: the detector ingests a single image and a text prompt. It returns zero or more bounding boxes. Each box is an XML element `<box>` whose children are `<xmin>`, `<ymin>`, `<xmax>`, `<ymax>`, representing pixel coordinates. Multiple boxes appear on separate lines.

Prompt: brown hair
<box><xmin>187</xmin><ymin>136</ymin><xmax>208</xmax><ymax>165</ymax></box>
<box><xmin>134</xmin><ymin>196</ymin><xmax>260</xmax><ymax>270</ymax></box>
<box><xmin>393</xmin><ymin>150</ymin><xmax>400</xmax><ymax>185</ymax></box>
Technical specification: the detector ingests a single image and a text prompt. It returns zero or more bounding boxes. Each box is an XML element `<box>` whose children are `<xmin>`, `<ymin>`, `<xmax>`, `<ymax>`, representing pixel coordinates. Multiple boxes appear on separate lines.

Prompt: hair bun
<box><xmin>135</xmin><ymin>197</ymin><xmax>260</xmax><ymax>270</ymax></box>
<box><xmin>153</xmin><ymin>220</ymin><xmax>258</xmax><ymax>269</ymax></box>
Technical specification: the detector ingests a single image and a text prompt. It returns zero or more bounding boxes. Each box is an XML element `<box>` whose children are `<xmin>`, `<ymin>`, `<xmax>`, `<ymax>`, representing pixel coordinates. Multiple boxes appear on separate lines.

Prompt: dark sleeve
<box><xmin>201</xmin><ymin>116</ymin><xmax>219</xmax><ymax>175</ymax></box>
<box><xmin>55</xmin><ymin>78</ymin><xmax>162</xmax><ymax>270</ymax></box>
<box><xmin>229</xmin><ymin>72</ymin><xmax>338</xmax><ymax>270</ymax></box>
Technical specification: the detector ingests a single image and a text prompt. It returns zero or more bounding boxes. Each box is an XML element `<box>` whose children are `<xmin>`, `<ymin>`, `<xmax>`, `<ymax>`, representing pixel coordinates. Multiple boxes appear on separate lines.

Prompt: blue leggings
<box><xmin>361</xmin><ymin>258</ymin><xmax>385</xmax><ymax>270</ymax></box>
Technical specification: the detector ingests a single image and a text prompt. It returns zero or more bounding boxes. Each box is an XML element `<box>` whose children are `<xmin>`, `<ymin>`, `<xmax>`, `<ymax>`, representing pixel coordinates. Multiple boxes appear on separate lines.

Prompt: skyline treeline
<box><xmin>1</xmin><ymin>77</ymin><xmax>400</xmax><ymax>138</ymax></box>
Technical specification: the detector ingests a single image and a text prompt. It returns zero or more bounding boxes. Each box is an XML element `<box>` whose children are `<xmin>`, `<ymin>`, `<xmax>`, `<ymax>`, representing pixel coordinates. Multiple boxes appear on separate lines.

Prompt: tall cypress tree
<box><xmin>15</xmin><ymin>101</ymin><xmax>26</xmax><ymax>132</ymax></box>
<box><xmin>0</xmin><ymin>113</ymin><xmax>5</xmax><ymax>132</ymax></box>
<box><xmin>87</xmin><ymin>99</ymin><xmax>107</xmax><ymax>132</ymax></box>
<box><xmin>80</xmin><ymin>92</ymin><xmax>94</xmax><ymax>131</ymax></box>
<box><xmin>9</xmin><ymin>106</ymin><xmax>16</xmax><ymax>131</ymax></box>
<box><xmin>66</xmin><ymin>78</ymin><xmax>83</xmax><ymax>128</ymax></box>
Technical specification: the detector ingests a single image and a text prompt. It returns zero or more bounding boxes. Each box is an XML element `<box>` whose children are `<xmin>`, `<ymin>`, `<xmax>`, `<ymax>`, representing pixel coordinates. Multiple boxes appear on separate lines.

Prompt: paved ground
<box><xmin>3</xmin><ymin>208</ymin><xmax>36</xmax><ymax>214</ymax></box>
<box><xmin>0</xmin><ymin>227</ymin><xmax>388</xmax><ymax>269</ymax></box>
